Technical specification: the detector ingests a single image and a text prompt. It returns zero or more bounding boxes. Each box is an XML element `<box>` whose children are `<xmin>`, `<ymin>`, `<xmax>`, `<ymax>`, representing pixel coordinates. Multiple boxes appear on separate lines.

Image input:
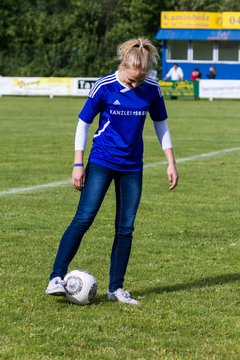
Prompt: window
<box><xmin>218</xmin><ymin>41</ymin><xmax>239</xmax><ymax>61</ymax></box>
<box><xmin>166</xmin><ymin>39</ymin><xmax>240</xmax><ymax>63</ymax></box>
<box><xmin>193</xmin><ymin>41</ymin><xmax>213</xmax><ymax>60</ymax></box>
<box><xmin>167</xmin><ymin>40</ymin><xmax>188</xmax><ymax>60</ymax></box>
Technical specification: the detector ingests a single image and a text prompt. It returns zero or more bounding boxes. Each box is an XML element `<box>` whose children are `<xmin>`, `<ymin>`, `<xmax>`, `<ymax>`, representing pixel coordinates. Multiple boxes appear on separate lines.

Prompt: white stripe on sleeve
<box><xmin>153</xmin><ymin>120</ymin><xmax>173</xmax><ymax>150</ymax></box>
<box><xmin>75</xmin><ymin>119</ymin><xmax>91</xmax><ymax>151</ymax></box>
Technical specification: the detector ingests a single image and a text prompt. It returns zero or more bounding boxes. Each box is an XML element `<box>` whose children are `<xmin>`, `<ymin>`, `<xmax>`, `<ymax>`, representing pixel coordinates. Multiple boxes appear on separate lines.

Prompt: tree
<box><xmin>0</xmin><ymin>0</ymin><xmax>238</xmax><ymax>76</ymax></box>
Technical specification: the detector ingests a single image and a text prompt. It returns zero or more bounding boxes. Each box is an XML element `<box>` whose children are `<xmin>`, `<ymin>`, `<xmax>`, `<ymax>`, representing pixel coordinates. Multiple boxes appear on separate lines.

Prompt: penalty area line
<box><xmin>0</xmin><ymin>146</ymin><xmax>240</xmax><ymax>196</ymax></box>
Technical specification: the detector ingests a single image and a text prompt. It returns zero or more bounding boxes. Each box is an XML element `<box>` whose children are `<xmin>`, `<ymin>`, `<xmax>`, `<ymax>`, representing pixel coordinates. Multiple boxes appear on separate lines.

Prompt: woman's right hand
<box><xmin>72</xmin><ymin>166</ymin><xmax>86</xmax><ymax>191</ymax></box>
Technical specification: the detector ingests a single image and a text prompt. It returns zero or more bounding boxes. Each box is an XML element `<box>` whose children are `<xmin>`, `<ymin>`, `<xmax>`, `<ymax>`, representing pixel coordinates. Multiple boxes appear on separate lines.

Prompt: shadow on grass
<box><xmin>56</xmin><ymin>273</ymin><xmax>240</xmax><ymax>306</ymax></box>
<box><xmin>57</xmin><ymin>295</ymin><xmax>107</xmax><ymax>306</ymax></box>
<box><xmin>135</xmin><ymin>272</ymin><xmax>240</xmax><ymax>297</ymax></box>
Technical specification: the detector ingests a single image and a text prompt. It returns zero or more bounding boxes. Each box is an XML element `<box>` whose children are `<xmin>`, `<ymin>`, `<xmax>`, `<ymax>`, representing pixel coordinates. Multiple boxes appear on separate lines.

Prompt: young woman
<box><xmin>207</xmin><ymin>66</ymin><xmax>217</xmax><ymax>79</ymax></box>
<box><xmin>46</xmin><ymin>38</ymin><xmax>179</xmax><ymax>305</ymax></box>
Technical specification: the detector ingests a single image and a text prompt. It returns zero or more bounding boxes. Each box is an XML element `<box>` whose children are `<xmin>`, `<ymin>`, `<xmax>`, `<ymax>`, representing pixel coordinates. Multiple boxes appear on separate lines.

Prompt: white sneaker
<box><xmin>108</xmin><ymin>288</ymin><xmax>139</xmax><ymax>305</ymax></box>
<box><xmin>45</xmin><ymin>277</ymin><xmax>66</xmax><ymax>296</ymax></box>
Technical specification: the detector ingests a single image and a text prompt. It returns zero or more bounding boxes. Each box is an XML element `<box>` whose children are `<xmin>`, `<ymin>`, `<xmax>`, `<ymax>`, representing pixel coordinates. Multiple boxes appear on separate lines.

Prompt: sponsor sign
<box><xmin>159</xmin><ymin>80</ymin><xmax>197</xmax><ymax>98</ymax></box>
<box><xmin>0</xmin><ymin>77</ymin><xmax>12</xmax><ymax>94</ymax></box>
<box><xmin>11</xmin><ymin>77</ymin><xmax>72</xmax><ymax>96</ymax></box>
<box><xmin>222</xmin><ymin>12</ymin><xmax>240</xmax><ymax>30</ymax></box>
<box><xmin>199</xmin><ymin>80</ymin><xmax>240</xmax><ymax>99</ymax></box>
<box><xmin>161</xmin><ymin>11</ymin><xmax>222</xmax><ymax>29</ymax></box>
<box><xmin>1</xmin><ymin>77</ymin><xmax>240</xmax><ymax>99</ymax></box>
<box><xmin>72</xmin><ymin>78</ymin><xmax>98</xmax><ymax>96</ymax></box>
<box><xmin>0</xmin><ymin>77</ymin><xmax>98</xmax><ymax>96</ymax></box>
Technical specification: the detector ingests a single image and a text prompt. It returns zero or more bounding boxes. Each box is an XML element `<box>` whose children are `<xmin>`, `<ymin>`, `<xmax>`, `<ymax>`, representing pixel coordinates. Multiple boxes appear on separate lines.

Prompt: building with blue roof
<box><xmin>156</xmin><ymin>12</ymin><xmax>240</xmax><ymax>80</ymax></box>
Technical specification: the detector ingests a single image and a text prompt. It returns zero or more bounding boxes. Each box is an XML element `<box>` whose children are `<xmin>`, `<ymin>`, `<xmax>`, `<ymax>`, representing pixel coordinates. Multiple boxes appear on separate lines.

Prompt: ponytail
<box><xmin>117</xmin><ymin>38</ymin><xmax>159</xmax><ymax>72</ymax></box>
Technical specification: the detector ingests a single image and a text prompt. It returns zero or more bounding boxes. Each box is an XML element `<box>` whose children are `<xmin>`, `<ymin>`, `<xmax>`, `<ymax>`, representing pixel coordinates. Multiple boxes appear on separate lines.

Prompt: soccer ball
<box><xmin>63</xmin><ymin>269</ymin><xmax>97</xmax><ymax>305</ymax></box>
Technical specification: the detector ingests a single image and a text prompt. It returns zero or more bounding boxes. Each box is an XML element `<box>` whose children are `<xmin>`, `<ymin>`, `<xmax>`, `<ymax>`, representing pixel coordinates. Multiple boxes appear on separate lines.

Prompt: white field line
<box><xmin>1</xmin><ymin>147</ymin><xmax>240</xmax><ymax>197</ymax></box>
<box><xmin>144</xmin><ymin>146</ymin><xmax>240</xmax><ymax>168</ymax></box>
<box><xmin>0</xmin><ymin>179</ymin><xmax>71</xmax><ymax>196</ymax></box>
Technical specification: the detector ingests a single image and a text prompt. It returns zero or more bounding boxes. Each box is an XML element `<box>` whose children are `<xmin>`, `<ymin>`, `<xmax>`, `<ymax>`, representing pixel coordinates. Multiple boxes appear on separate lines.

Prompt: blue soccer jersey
<box><xmin>78</xmin><ymin>71</ymin><xmax>167</xmax><ymax>171</ymax></box>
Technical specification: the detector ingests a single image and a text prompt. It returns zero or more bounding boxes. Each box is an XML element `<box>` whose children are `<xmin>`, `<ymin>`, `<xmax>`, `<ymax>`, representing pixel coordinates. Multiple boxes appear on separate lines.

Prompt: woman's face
<box><xmin>119</xmin><ymin>66</ymin><xmax>147</xmax><ymax>88</ymax></box>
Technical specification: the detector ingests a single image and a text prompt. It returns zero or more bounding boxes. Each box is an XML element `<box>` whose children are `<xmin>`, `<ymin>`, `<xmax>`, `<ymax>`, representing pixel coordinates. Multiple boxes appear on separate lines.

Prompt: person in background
<box><xmin>45</xmin><ymin>38</ymin><xmax>179</xmax><ymax>305</ymax></box>
<box><xmin>164</xmin><ymin>63</ymin><xmax>184</xmax><ymax>81</ymax></box>
<box><xmin>207</xmin><ymin>66</ymin><xmax>216</xmax><ymax>79</ymax></box>
<box><xmin>191</xmin><ymin>68</ymin><xmax>202</xmax><ymax>81</ymax></box>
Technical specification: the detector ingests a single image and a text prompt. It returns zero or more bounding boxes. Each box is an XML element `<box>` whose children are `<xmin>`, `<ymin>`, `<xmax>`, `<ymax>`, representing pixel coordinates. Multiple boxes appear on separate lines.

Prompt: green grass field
<box><xmin>0</xmin><ymin>96</ymin><xmax>240</xmax><ymax>359</ymax></box>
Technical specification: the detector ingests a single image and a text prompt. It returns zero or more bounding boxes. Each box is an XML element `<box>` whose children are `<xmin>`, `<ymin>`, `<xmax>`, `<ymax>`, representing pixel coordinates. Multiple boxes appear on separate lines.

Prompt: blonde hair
<box><xmin>117</xmin><ymin>38</ymin><xmax>159</xmax><ymax>73</ymax></box>
<box><xmin>210</xmin><ymin>66</ymin><xmax>216</xmax><ymax>75</ymax></box>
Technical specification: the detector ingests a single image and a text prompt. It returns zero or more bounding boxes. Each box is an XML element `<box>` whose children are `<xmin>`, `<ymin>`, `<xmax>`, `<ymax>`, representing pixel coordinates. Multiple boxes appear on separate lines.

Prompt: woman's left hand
<box><xmin>167</xmin><ymin>163</ymin><xmax>179</xmax><ymax>190</ymax></box>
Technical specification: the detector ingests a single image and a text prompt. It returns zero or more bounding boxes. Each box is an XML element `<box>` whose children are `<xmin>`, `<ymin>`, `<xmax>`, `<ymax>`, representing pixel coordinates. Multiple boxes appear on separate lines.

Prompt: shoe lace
<box><xmin>118</xmin><ymin>289</ymin><xmax>131</xmax><ymax>299</ymax></box>
<box><xmin>55</xmin><ymin>278</ymin><xmax>64</xmax><ymax>285</ymax></box>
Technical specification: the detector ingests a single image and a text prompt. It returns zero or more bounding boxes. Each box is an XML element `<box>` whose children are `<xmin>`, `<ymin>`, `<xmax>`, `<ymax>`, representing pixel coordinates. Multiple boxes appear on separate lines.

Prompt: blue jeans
<box><xmin>50</xmin><ymin>162</ymin><xmax>142</xmax><ymax>292</ymax></box>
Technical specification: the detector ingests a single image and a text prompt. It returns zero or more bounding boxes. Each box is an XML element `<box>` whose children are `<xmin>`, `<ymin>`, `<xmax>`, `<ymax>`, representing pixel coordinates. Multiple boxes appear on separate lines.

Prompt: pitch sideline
<box><xmin>1</xmin><ymin>146</ymin><xmax>240</xmax><ymax>196</ymax></box>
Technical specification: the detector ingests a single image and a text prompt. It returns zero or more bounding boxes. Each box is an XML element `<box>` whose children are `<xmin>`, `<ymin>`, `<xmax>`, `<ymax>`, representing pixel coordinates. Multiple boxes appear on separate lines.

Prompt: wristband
<box><xmin>74</xmin><ymin>163</ymin><xmax>84</xmax><ymax>167</ymax></box>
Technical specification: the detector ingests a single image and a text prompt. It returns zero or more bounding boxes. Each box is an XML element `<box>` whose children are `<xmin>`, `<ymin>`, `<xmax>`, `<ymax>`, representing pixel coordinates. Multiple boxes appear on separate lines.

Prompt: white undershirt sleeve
<box><xmin>153</xmin><ymin>120</ymin><xmax>173</xmax><ymax>150</ymax></box>
<box><xmin>74</xmin><ymin>119</ymin><xmax>91</xmax><ymax>151</ymax></box>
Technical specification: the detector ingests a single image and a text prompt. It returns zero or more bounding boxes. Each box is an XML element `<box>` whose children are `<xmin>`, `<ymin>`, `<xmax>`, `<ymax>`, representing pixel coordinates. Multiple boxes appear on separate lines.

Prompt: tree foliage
<box><xmin>0</xmin><ymin>0</ymin><xmax>238</xmax><ymax>76</ymax></box>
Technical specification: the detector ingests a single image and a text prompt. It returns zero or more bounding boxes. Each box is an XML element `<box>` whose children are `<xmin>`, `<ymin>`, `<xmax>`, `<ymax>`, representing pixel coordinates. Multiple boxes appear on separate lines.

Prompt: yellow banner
<box><xmin>159</xmin><ymin>81</ymin><xmax>198</xmax><ymax>99</ymax></box>
<box><xmin>12</xmin><ymin>77</ymin><xmax>72</xmax><ymax>95</ymax></box>
<box><xmin>161</xmin><ymin>11</ymin><xmax>222</xmax><ymax>29</ymax></box>
<box><xmin>222</xmin><ymin>12</ymin><xmax>240</xmax><ymax>29</ymax></box>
